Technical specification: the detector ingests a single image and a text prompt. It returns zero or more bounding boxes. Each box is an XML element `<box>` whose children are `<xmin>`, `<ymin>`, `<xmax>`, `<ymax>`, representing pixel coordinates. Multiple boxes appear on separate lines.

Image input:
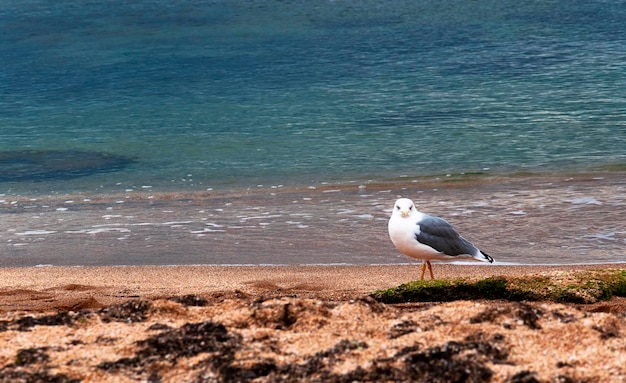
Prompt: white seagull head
<box><xmin>392</xmin><ymin>198</ymin><xmax>417</xmax><ymax>219</ymax></box>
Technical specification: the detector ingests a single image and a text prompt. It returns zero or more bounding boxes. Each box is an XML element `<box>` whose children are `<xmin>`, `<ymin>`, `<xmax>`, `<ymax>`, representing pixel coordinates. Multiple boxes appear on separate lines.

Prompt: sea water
<box><xmin>1</xmin><ymin>0</ymin><xmax>625</xmax><ymax>266</ymax></box>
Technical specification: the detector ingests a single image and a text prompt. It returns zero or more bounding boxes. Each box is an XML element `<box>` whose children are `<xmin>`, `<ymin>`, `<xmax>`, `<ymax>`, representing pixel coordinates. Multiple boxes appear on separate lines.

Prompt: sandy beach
<box><xmin>0</xmin><ymin>264</ymin><xmax>625</xmax><ymax>382</ymax></box>
<box><xmin>0</xmin><ymin>264</ymin><xmax>622</xmax><ymax>311</ymax></box>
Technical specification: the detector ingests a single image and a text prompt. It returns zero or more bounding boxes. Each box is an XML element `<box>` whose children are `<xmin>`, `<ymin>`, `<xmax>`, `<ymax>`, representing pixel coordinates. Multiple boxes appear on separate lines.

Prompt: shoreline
<box><xmin>1</xmin><ymin>172</ymin><xmax>626</xmax><ymax>267</ymax></box>
<box><xmin>1</xmin><ymin>263</ymin><xmax>624</xmax><ymax>313</ymax></box>
<box><xmin>2</xmin><ymin>170</ymin><xmax>625</xmax><ymax>200</ymax></box>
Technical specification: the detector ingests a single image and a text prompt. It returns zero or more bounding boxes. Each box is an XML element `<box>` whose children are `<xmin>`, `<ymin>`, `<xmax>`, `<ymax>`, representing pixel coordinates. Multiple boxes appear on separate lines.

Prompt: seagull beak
<box><xmin>401</xmin><ymin>210</ymin><xmax>409</xmax><ymax>218</ymax></box>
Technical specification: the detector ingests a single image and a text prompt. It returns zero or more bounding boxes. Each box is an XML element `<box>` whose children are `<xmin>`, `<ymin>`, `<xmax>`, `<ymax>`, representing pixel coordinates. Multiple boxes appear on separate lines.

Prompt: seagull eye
<box><xmin>409</xmin><ymin>206</ymin><xmax>413</xmax><ymax>210</ymax></box>
<box><xmin>396</xmin><ymin>206</ymin><xmax>400</xmax><ymax>210</ymax></box>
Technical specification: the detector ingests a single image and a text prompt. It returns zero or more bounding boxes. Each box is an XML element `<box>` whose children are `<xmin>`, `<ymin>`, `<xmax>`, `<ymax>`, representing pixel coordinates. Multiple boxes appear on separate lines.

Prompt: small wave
<box><xmin>567</xmin><ymin>197</ymin><xmax>602</xmax><ymax>205</ymax></box>
<box><xmin>15</xmin><ymin>230</ymin><xmax>57</xmax><ymax>236</ymax></box>
<box><xmin>66</xmin><ymin>228</ymin><xmax>131</xmax><ymax>234</ymax></box>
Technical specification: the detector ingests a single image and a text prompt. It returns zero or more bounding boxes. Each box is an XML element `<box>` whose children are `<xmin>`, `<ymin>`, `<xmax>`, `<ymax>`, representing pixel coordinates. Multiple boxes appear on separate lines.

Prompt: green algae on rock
<box><xmin>372</xmin><ymin>269</ymin><xmax>626</xmax><ymax>304</ymax></box>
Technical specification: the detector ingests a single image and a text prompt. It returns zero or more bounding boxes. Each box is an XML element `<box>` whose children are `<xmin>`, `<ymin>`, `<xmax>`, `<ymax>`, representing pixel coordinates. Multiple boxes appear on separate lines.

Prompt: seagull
<box><xmin>388</xmin><ymin>198</ymin><xmax>494</xmax><ymax>280</ymax></box>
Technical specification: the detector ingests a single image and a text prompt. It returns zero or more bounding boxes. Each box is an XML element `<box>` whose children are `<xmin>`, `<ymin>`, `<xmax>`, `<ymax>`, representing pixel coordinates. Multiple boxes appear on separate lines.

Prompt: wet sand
<box><xmin>2</xmin><ymin>173</ymin><xmax>626</xmax><ymax>267</ymax></box>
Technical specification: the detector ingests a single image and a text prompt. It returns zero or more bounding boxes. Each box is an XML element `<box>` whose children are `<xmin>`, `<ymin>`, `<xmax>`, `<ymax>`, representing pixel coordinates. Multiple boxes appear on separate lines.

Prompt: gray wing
<box><xmin>415</xmin><ymin>215</ymin><xmax>478</xmax><ymax>256</ymax></box>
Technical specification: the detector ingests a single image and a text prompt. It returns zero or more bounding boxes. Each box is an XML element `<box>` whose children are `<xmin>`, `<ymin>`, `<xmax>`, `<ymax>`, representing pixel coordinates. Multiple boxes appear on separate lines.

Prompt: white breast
<box><xmin>388</xmin><ymin>214</ymin><xmax>443</xmax><ymax>261</ymax></box>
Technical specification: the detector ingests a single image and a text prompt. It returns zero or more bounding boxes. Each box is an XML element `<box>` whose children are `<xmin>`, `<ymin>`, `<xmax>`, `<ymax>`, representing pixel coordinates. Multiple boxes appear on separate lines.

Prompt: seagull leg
<box><xmin>426</xmin><ymin>261</ymin><xmax>435</xmax><ymax>280</ymax></box>
<box><xmin>420</xmin><ymin>263</ymin><xmax>427</xmax><ymax>281</ymax></box>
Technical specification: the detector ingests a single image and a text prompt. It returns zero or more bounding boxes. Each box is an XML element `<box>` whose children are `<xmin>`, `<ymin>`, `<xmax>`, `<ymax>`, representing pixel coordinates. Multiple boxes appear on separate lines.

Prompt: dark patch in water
<box><xmin>0</xmin><ymin>150</ymin><xmax>135</xmax><ymax>182</ymax></box>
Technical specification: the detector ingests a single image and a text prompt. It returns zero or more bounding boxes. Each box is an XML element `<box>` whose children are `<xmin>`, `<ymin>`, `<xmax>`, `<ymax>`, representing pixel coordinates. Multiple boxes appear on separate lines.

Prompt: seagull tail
<box><xmin>478</xmin><ymin>251</ymin><xmax>494</xmax><ymax>263</ymax></box>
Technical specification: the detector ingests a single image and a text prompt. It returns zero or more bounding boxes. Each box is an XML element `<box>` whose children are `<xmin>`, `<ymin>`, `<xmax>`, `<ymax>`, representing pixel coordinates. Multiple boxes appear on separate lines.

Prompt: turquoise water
<box><xmin>2</xmin><ymin>0</ymin><xmax>626</xmax><ymax>195</ymax></box>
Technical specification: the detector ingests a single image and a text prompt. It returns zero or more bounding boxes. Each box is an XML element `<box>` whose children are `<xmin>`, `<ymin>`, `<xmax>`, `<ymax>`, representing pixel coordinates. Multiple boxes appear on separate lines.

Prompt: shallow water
<box><xmin>2</xmin><ymin>175</ymin><xmax>625</xmax><ymax>267</ymax></box>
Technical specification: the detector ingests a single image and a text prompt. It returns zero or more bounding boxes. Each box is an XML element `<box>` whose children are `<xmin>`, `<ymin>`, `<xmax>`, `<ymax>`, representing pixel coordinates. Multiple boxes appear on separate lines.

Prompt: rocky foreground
<box><xmin>0</xmin><ymin>269</ymin><xmax>625</xmax><ymax>382</ymax></box>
